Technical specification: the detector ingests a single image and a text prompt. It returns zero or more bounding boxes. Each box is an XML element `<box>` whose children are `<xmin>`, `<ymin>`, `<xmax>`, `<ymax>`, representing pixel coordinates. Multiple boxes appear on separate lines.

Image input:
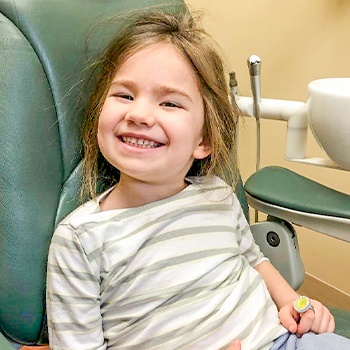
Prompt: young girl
<box><xmin>46</xmin><ymin>10</ymin><xmax>350</xmax><ymax>350</ymax></box>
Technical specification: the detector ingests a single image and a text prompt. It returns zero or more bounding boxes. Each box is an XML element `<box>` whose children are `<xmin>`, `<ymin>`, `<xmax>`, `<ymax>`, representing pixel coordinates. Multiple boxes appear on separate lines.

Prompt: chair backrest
<box><xmin>0</xmin><ymin>0</ymin><xmax>188</xmax><ymax>345</ymax></box>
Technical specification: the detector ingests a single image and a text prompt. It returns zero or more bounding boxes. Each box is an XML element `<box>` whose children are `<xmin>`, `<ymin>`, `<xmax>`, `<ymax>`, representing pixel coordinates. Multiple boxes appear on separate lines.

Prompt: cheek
<box><xmin>97</xmin><ymin>109</ymin><xmax>114</xmax><ymax>136</ymax></box>
<box><xmin>96</xmin><ymin>115</ymin><xmax>111</xmax><ymax>152</ymax></box>
<box><xmin>98</xmin><ymin>99</ymin><xmax>126</xmax><ymax>131</ymax></box>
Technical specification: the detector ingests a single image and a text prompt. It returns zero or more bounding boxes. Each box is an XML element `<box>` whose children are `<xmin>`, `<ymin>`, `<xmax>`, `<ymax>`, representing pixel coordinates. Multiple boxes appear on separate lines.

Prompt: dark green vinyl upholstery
<box><xmin>245</xmin><ymin>166</ymin><xmax>350</xmax><ymax>219</ymax></box>
<box><xmin>0</xmin><ymin>0</ymin><xmax>186</xmax><ymax>345</ymax></box>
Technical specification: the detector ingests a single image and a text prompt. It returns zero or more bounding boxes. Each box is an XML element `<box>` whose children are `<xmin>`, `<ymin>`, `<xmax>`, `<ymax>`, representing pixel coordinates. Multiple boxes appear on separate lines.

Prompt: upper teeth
<box><xmin>121</xmin><ymin>136</ymin><xmax>161</xmax><ymax>148</ymax></box>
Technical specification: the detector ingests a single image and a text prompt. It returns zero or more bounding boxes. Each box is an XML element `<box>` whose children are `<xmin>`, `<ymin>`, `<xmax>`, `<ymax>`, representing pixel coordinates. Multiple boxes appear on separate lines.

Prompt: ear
<box><xmin>193</xmin><ymin>137</ymin><xmax>211</xmax><ymax>160</ymax></box>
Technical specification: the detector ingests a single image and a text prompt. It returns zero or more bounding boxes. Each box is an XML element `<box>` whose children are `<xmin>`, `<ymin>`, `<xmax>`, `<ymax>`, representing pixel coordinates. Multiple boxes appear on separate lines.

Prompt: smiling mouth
<box><xmin>120</xmin><ymin>136</ymin><xmax>163</xmax><ymax>149</ymax></box>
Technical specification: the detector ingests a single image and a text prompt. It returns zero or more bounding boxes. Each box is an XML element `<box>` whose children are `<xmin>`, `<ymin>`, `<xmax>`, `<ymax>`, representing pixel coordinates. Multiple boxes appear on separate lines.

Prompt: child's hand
<box><xmin>226</xmin><ymin>339</ymin><xmax>241</xmax><ymax>350</ymax></box>
<box><xmin>278</xmin><ymin>298</ymin><xmax>335</xmax><ymax>337</ymax></box>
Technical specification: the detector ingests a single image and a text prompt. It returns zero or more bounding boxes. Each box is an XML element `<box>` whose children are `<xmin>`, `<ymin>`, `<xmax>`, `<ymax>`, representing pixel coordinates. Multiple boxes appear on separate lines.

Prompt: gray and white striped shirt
<box><xmin>47</xmin><ymin>176</ymin><xmax>287</xmax><ymax>350</ymax></box>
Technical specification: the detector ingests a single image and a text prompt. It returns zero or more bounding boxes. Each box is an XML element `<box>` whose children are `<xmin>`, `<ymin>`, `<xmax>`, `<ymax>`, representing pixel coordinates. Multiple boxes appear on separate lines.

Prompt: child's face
<box><xmin>97</xmin><ymin>42</ymin><xmax>211</xmax><ymax>188</ymax></box>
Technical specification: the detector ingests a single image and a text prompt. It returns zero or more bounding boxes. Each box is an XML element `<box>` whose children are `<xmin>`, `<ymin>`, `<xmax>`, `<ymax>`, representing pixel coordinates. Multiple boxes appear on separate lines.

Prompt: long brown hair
<box><xmin>81</xmin><ymin>10</ymin><xmax>240</xmax><ymax>201</ymax></box>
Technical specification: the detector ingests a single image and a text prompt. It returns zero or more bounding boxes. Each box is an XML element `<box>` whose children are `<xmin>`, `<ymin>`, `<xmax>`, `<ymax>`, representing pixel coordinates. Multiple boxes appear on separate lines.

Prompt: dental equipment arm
<box><xmin>237</xmin><ymin>96</ymin><xmax>341</xmax><ymax>169</ymax></box>
<box><xmin>238</xmin><ymin>57</ymin><xmax>342</xmax><ymax>169</ymax></box>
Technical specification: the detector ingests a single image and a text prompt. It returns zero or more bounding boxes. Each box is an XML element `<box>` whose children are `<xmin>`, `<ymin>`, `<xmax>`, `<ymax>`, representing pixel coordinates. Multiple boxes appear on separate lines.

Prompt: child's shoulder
<box><xmin>54</xmin><ymin>200</ymin><xmax>98</xmax><ymax>235</ymax></box>
<box><xmin>57</xmin><ymin>187</ymin><xmax>114</xmax><ymax>229</ymax></box>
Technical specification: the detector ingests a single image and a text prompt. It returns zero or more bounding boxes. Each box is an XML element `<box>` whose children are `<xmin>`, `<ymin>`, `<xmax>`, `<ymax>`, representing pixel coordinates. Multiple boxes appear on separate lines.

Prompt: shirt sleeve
<box><xmin>232</xmin><ymin>194</ymin><xmax>268</xmax><ymax>267</ymax></box>
<box><xmin>46</xmin><ymin>223</ymin><xmax>106</xmax><ymax>350</ymax></box>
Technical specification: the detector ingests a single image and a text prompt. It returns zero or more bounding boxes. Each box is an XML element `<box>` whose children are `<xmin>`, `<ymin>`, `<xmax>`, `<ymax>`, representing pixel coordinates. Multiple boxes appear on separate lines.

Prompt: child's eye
<box><xmin>111</xmin><ymin>93</ymin><xmax>133</xmax><ymax>101</ymax></box>
<box><xmin>118</xmin><ymin>94</ymin><xmax>133</xmax><ymax>101</ymax></box>
<box><xmin>161</xmin><ymin>101</ymin><xmax>181</xmax><ymax>108</ymax></box>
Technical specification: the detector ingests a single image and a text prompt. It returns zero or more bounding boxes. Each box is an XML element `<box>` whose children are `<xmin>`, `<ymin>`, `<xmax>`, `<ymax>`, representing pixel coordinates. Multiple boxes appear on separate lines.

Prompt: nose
<box><xmin>125</xmin><ymin>98</ymin><xmax>155</xmax><ymax>127</ymax></box>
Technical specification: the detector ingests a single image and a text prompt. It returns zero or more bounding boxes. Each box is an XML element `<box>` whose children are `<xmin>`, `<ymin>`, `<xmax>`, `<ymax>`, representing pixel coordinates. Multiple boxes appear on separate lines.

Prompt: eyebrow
<box><xmin>110</xmin><ymin>79</ymin><xmax>193</xmax><ymax>102</ymax></box>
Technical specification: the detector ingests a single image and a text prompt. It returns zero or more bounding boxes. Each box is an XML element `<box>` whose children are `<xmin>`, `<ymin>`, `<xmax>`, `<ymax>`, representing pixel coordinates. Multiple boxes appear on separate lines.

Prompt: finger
<box><xmin>316</xmin><ymin>311</ymin><xmax>335</xmax><ymax>333</ymax></box>
<box><xmin>327</xmin><ymin>314</ymin><xmax>336</xmax><ymax>333</ymax></box>
<box><xmin>297</xmin><ymin>309</ymin><xmax>315</xmax><ymax>337</ymax></box>
<box><xmin>279</xmin><ymin>306</ymin><xmax>299</xmax><ymax>333</ymax></box>
<box><xmin>309</xmin><ymin>303</ymin><xmax>336</xmax><ymax>334</ymax></box>
<box><xmin>309</xmin><ymin>305</ymin><xmax>322</xmax><ymax>333</ymax></box>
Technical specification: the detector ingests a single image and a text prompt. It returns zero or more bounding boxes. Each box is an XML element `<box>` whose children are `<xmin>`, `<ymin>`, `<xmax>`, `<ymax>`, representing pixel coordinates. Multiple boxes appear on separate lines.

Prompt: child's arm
<box><xmin>254</xmin><ymin>260</ymin><xmax>335</xmax><ymax>336</ymax></box>
<box><xmin>233</xmin><ymin>194</ymin><xmax>335</xmax><ymax>337</ymax></box>
<box><xmin>46</xmin><ymin>224</ymin><xmax>106</xmax><ymax>349</ymax></box>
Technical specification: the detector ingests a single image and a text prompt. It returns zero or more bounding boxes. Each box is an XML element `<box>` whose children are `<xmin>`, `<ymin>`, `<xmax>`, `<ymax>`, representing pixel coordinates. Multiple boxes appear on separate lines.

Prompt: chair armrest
<box><xmin>245</xmin><ymin>166</ymin><xmax>350</xmax><ymax>242</ymax></box>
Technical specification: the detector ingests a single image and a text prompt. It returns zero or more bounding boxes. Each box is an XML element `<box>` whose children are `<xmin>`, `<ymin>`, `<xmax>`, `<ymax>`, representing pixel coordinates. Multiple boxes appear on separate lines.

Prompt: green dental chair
<box><xmin>0</xmin><ymin>0</ymin><xmax>349</xmax><ymax>348</ymax></box>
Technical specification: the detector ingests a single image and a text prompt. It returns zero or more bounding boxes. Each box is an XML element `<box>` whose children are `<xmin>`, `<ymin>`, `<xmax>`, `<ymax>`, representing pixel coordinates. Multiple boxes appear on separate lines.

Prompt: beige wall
<box><xmin>185</xmin><ymin>0</ymin><xmax>350</xmax><ymax>295</ymax></box>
